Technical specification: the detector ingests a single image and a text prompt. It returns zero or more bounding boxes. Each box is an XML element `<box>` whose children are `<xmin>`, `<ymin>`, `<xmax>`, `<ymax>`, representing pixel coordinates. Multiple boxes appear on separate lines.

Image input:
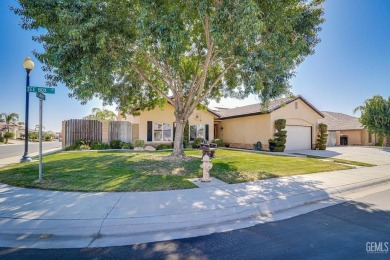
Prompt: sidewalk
<box><xmin>0</xmin><ymin>163</ymin><xmax>389</xmax><ymax>249</ymax></box>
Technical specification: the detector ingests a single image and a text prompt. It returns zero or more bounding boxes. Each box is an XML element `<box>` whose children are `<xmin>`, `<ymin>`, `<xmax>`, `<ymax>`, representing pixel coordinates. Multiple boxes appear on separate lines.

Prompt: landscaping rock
<box><xmin>144</xmin><ymin>145</ymin><xmax>156</xmax><ymax>151</ymax></box>
<box><xmin>134</xmin><ymin>147</ymin><xmax>144</xmax><ymax>151</ymax></box>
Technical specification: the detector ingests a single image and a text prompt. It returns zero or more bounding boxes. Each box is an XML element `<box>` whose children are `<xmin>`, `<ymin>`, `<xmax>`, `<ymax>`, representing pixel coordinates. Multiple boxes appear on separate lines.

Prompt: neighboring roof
<box><xmin>319</xmin><ymin>111</ymin><xmax>364</xmax><ymax>131</ymax></box>
<box><xmin>212</xmin><ymin>95</ymin><xmax>324</xmax><ymax>119</ymax></box>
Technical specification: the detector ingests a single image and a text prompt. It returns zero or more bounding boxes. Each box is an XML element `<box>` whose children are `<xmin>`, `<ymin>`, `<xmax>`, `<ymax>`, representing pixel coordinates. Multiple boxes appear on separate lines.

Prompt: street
<box><xmin>0</xmin><ymin>141</ymin><xmax>61</xmax><ymax>160</ymax></box>
<box><xmin>0</xmin><ymin>187</ymin><xmax>389</xmax><ymax>259</ymax></box>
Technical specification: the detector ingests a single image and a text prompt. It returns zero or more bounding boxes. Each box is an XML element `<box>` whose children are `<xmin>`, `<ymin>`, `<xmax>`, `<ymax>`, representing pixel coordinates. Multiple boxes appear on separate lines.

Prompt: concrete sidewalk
<box><xmin>0</xmin><ymin>165</ymin><xmax>390</xmax><ymax>249</ymax></box>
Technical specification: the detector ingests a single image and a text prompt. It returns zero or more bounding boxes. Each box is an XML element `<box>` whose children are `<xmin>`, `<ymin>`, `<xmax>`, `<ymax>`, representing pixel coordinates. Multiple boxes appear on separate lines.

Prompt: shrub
<box><xmin>122</xmin><ymin>142</ymin><xmax>134</xmax><ymax>149</ymax></box>
<box><xmin>134</xmin><ymin>139</ymin><xmax>145</xmax><ymax>148</ymax></box>
<box><xmin>212</xmin><ymin>139</ymin><xmax>224</xmax><ymax>147</ymax></box>
<box><xmin>0</xmin><ymin>136</ymin><xmax>4</xmax><ymax>143</ymax></box>
<box><xmin>3</xmin><ymin>132</ymin><xmax>14</xmax><ymax>144</ymax></box>
<box><xmin>75</xmin><ymin>139</ymin><xmax>89</xmax><ymax>146</ymax></box>
<box><xmin>44</xmin><ymin>135</ymin><xmax>52</xmax><ymax>141</ymax></box>
<box><xmin>110</xmin><ymin>139</ymin><xmax>123</xmax><ymax>149</ymax></box>
<box><xmin>64</xmin><ymin>144</ymin><xmax>80</xmax><ymax>151</ymax></box>
<box><xmin>191</xmin><ymin>137</ymin><xmax>204</xmax><ymax>148</ymax></box>
<box><xmin>316</xmin><ymin>123</ymin><xmax>328</xmax><ymax>150</ymax></box>
<box><xmin>273</xmin><ymin>119</ymin><xmax>287</xmax><ymax>152</ymax></box>
<box><xmin>79</xmin><ymin>144</ymin><xmax>90</xmax><ymax>150</ymax></box>
<box><xmin>90</xmin><ymin>141</ymin><xmax>110</xmax><ymax>150</ymax></box>
<box><xmin>155</xmin><ymin>144</ymin><xmax>172</xmax><ymax>150</ymax></box>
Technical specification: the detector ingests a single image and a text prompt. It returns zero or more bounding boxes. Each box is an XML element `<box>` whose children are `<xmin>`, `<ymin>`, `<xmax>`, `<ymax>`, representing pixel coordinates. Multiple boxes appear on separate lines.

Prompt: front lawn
<box><xmin>0</xmin><ymin>149</ymin><xmax>354</xmax><ymax>192</ymax></box>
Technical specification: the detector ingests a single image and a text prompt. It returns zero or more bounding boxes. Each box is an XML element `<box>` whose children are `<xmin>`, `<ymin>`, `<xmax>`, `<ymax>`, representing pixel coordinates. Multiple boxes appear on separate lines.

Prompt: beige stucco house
<box><xmin>213</xmin><ymin>96</ymin><xmax>324</xmax><ymax>150</ymax></box>
<box><xmin>0</xmin><ymin>122</ymin><xmax>23</xmax><ymax>140</ymax></box>
<box><xmin>319</xmin><ymin>111</ymin><xmax>376</xmax><ymax>146</ymax></box>
<box><xmin>119</xmin><ymin>95</ymin><xmax>324</xmax><ymax>150</ymax></box>
<box><xmin>119</xmin><ymin>103</ymin><xmax>219</xmax><ymax>146</ymax></box>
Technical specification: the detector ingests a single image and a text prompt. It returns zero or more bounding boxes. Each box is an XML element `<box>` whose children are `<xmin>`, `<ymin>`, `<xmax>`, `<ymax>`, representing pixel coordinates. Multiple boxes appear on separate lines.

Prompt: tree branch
<box><xmin>131</xmin><ymin>64</ymin><xmax>174</xmax><ymax>105</ymax></box>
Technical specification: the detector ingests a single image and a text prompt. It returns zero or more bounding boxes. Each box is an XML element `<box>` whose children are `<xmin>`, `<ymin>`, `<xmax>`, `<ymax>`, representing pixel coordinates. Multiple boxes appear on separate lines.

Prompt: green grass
<box><xmin>0</xmin><ymin>149</ymin><xmax>353</xmax><ymax>192</ymax></box>
<box><xmin>292</xmin><ymin>154</ymin><xmax>376</xmax><ymax>167</ymax></box>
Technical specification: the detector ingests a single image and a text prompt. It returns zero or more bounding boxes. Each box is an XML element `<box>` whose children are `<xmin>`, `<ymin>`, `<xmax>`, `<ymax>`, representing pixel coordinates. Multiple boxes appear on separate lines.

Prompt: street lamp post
<box><xmin>20</xmin><ymin>57</ymin><xmax>34</xmax><ymax>163</ymax></box>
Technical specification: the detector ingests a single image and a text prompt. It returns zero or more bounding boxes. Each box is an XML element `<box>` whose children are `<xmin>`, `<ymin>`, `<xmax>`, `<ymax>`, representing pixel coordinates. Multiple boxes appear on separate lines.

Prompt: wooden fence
<box><xmin>62</xmin><ymin>119</ymin><xmax>132</xmax><ymax>148</ymax></box>
<box><xmin>109</xmin><ymin>121</ymin><xmax>132</xmax><ymax>143</ymax></box>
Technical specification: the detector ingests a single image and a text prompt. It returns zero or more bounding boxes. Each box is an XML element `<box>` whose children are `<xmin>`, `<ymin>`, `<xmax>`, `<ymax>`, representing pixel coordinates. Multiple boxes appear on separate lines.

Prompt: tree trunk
<box><xmin>171</xmin><ymin>119</ymin><xmax>186</xmax><ymax>159</ymax></box>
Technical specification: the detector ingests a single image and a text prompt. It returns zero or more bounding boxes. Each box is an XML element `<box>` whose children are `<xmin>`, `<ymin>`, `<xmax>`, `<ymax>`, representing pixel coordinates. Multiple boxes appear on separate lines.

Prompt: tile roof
<box><xmin>212</xmin><ymin>95</ymin><xmax>323</xmax><ymax>119</ymax></box>
<box><xmin>319</xmin><ymin>111</ymin><xmax>363</xmax><ymax>131</ymax></box>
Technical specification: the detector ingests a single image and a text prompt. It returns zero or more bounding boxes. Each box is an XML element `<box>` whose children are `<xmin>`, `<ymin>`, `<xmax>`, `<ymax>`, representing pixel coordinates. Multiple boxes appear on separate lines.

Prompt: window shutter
<box><xmin>147</xmin><ymin>121</ymin><xmax>153</xmax><ymax>142</ymax></box>
<box><xmin>173</xmin><ymin>122</ymin><xmax>176</xmax><ymax>141</ymax></box>
<box><xmin>205</xmin><ymin>124</ymin><xmax>209</xmax><ymax>141</ymax></box>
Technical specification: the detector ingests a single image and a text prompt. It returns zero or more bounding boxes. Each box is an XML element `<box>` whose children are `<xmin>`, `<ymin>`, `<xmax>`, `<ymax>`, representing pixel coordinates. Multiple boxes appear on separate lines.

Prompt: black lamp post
<box><xmin>20</xmin><ymin>57</ymin><xmax>34</xmax><ymax>163</ymax></box>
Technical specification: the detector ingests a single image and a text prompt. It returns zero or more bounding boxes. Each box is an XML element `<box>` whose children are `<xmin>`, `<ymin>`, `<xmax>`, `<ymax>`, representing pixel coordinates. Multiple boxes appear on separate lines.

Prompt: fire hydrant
<box><xmin>200</xmin><ymin>154</ymin><xmax>213</xmax><ymax>182</ymax></box>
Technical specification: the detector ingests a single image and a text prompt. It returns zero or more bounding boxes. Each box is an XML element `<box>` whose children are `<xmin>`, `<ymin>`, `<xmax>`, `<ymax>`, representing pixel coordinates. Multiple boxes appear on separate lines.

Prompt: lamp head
<box><xmin>23</xmin><ymin>57</ymin><xmax>35</xmax><ymax>71</ymax></box>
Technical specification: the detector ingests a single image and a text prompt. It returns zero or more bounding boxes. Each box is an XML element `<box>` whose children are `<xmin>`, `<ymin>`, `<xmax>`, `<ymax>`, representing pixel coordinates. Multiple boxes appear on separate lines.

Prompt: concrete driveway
<box><xmin>287</xmin><ymin>146</ymin><xmax>390</xmax><ymax>166</ymax></box>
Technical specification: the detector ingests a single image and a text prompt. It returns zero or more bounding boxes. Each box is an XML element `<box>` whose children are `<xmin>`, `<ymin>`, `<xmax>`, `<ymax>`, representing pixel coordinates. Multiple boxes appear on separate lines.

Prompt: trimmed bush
<box><xmin>191</xmin><ymin>137</ymin><xmax>203</xmax><ymax>148</ymax></box>
<box><xmin>122</xmin><ymin>142</ymin><xmax>134</xmax><ymax>149</ymax></box>
<box><xmin>212</xmin><ymin>139</ymin><xmax>224</xmax><ymax>147</ymax></box>
<box><xmin>3</xmin><ymin>132</ymin><xmax>14</xmax><ymax>144</ymax></box>
<box><xmin>64</xmin><ymin>144</ymin><xmax>80</xmax><ymax>151</ymax></box>
<box><xmin>316</xmin><ymin>123</ymin><xmax>328</xmax><ymax>150</ymax></box>
<box><xmin>110</xmin><ymin>139</ymin><xmax>123</xmax><ymax>149</ymax></box>
<box><xmin>155</xmin><ymin>144</ymin><xmax>172</xmax><ymax>150</ymax></box>
<box><xmin>90</xmin><ymin>141</ymin><xmax>110</xmax><ymax>150</ymax></box>
<box><xmin>134</xmin><ymin>139</ymin><xmax>145</xmax><ymax>148</ymax></box>
<box><xmin>273</xmin><ymin>119</ymin><xmax>287</xmax><ymax>152</ymax></box>
<box><xmin>79</xmin><ymin>144</ymin><xmax>90</xmax><ymax>150</ymax></box>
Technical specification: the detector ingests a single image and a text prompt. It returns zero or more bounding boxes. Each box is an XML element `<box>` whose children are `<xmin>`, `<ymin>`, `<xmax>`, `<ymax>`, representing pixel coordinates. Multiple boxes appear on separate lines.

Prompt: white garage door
<box><xmin>285</xmin><ymin>126</ymin><xmax>312</xmax><ymax>150</ymax></box>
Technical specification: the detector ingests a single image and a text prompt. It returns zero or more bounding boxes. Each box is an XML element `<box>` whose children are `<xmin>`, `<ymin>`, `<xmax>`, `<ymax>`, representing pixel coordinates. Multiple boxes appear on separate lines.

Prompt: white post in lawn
<box><xmin>200</xmin><ymin>154</ymin><xmax>212</xmax><ymax>182</ymax></box>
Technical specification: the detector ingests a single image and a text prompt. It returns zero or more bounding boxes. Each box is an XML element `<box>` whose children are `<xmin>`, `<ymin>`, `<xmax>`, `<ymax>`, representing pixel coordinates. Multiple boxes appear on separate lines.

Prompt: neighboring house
<box><xmin>0</xmin><ymin>122</ymin><xmax>22</xmax><ymax>139</ymax></box>
<box><xmin>319</xmin><ymin>111</ymin><xmax>376</xmax><ymax>146</ymax></box>
<box><xmin>213</xmin><ymin>95</ymin><xmax>323</xmax><ymax>150</ymax></box>
<box><xmin>119</xmin><ymin>95</ymin><xmax>324</xmax><ymax>151</ymax></box>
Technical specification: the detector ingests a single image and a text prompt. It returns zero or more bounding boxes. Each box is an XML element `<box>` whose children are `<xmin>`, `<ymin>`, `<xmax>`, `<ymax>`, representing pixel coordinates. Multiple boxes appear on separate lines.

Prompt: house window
<box><xmin>190</xmin><ymin>124</ymin><xmax>205</xmax><ymax>141</ymax></box>
<box><xmin>153</xmin><ymin>123</ymin><xmax>171</xmax><ymax>141</ymax></box>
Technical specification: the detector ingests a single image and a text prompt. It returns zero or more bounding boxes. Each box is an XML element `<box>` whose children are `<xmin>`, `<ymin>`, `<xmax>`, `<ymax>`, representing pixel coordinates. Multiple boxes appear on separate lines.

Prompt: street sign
<box><xmin>28</xmin><ymin>86</ymin><xmax>55</xmax><ymax>94</ymax></box>
<box><xmin>36</xmin><ymin>92</ymin><xmax>45</xmax><ymax>100</ymax></box>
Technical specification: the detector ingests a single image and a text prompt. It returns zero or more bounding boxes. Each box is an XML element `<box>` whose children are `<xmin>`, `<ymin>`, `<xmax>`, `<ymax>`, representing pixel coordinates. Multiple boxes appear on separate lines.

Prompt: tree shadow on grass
<box><xmin>212</xmin><ymin>162</ymin><xmax>279</xmax><ymax>184</ymax></box>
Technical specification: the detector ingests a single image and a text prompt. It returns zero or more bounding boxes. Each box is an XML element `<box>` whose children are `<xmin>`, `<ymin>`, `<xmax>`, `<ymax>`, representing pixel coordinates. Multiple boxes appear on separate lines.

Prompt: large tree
<box><xmin>14</xmin><ymin>0</ymin><xmax>324</xmax><ymax>159</ymax></box>
<box><xmin>354</xmin><ymin>95</ymin><xmax>390</xmax><ymax>144</ymax></box>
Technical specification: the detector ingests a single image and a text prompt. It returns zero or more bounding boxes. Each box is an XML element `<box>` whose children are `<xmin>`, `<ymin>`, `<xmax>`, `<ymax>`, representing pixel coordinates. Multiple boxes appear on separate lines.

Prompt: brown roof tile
<box><xmin>213</xmin><ymin>96</ymin><xmax>323</xmax><ymax>119</ymax></box>
<box><xmin>319</xmin><ymin>111</ymin><xmax>363</xmax><ymax>131</ymax></box>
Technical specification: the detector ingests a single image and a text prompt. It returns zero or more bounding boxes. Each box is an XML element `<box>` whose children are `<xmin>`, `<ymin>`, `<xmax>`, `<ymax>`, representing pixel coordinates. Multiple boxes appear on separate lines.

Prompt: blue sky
<box><xmin>1</xmin><ymin>0</ymin><xmax>390</xmax><ymax>132</ymax></box>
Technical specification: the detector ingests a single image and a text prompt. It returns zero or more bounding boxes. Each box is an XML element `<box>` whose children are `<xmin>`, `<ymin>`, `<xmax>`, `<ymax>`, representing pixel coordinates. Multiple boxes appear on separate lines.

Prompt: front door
<box><xmin>340</xmin><ymin>136</ymin><xmax>348</xmax><ymax>146</ymax></box>
<box><xmin>214</xmin><ymin>124</ymin><xmax>218</xmax><ymax>139</ymax></box>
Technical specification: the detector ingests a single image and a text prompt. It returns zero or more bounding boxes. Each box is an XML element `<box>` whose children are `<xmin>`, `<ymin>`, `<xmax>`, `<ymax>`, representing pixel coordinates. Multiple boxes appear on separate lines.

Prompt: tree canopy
<box><xmin>84</xmin><ymin>107</ymin><xmax>118</xmax><ymax>122</ymax></box>
<box><xmin>14</xmin><ymin>0</ymin><xmax>325</xmax><ymax>158</ymax></box>
<box><xmin>354</xmin><ymin>95</ymin><xmax>390</xmax><ymax>139</ymax></box>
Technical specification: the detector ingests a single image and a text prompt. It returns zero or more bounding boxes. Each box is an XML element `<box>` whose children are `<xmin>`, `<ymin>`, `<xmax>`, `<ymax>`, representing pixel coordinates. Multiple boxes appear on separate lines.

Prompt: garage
<box><xmin>285</xmin><ymin>125</ymin><xmax>312</xmax><ymax>150</ymax></box>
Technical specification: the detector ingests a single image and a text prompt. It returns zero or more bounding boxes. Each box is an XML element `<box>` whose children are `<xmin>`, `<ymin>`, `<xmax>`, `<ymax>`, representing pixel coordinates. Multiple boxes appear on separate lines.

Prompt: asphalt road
<box><xmin>0</xmin><ymin>188</ymin><xmax>389</xmax><ymax>259</ymax></box>
<box><xmin>0</xmin><ymin>141</ymin><xmax>62</xmax><ymax>159</ymax></box>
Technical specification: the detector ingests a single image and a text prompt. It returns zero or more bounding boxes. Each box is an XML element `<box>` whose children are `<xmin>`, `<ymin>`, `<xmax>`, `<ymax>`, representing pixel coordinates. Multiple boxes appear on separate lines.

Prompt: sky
<box><xmin>1</xmin><ymin>0</ymin><xmax>390</xmax><ymax>132</ymax></box>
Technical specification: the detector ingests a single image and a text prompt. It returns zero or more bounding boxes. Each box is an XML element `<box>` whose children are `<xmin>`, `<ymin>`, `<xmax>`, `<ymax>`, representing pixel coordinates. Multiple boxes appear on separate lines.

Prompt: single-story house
<box><xmin>118</xmin><ymin>103</ymin><xmax>219</xmax><ymax>146</ymax></box>
<box><xmin>119</xmin><ymin>95</ymin><xmax>324</xmax><ymax>150</ymax></box>
<box><xmin>213</xmin><ymin>95</ymin><xmax>324</xmax><ymax>150</ymax></box>
<box><xmin>319</xmin><ymin>111</ymin><xmax>376</xmax><ymax>146</ymax></box>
